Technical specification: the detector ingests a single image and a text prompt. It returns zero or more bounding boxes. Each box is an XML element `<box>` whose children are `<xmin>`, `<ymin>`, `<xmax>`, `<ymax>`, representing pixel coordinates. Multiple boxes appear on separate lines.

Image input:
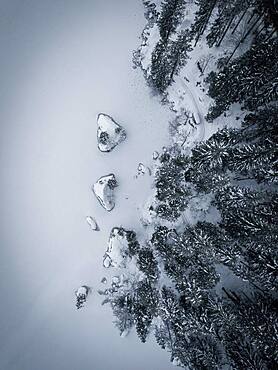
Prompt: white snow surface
<box><xmin>97</xmin><ymin>113</ymin><xmax>126</xmax><ymax>152</ymax></box>
<box><xmin>0</xmin><ymin>1</ymin><xmax>173</xmax><ymax>370</ymax></box>
<box><xmin>93</xmin><ymin>173</ymin><xmax>117</xmax><ymax>211</ymax></box>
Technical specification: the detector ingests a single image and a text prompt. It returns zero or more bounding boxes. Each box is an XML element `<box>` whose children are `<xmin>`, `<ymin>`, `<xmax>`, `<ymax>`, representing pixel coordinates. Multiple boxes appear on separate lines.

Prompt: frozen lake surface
<box><xmin>0</xmin><ymin>1</ymin><xmax>174</xmax><ymax>369</ymax></box>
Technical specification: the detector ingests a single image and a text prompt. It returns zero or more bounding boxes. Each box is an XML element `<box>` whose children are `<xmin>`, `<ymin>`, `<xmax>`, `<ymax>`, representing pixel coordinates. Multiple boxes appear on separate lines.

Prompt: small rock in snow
<box><xmin>112</xmin><ymin>276</ymin><xmax>120</xmax><ymax>285</ymax></box>
<box><xmin>120</xmin><ymin>329</ymin><xmax>130</xmax><ymax>338</ymax></box>
<box><xmin>86</xmin><ymin>216</ymin><xmax>99</xmax><ymax>230</ymax></box>
<box><xmin>101</xmin><ymin>277</ymin><xmax>107</xmax><ymax>284</ymax></box>
<box><xmin>152</xmin><ymin>151</ymin><xmax>159</xmax><ymax>160</ymax></box>
<box><xmin>97</xmin><ymin>113</ymin><xmax>126</xmax><ymax>152</ymax></box>
<box><xmin>93</xmin><ymin>174</ymin><xmax>118</xmax><ymax>211</ymax></box>
<box><xmin>75</xmin><ymin>285</ymin><xmax>90</xmax><ymax>310</ymax></box>
<box><xmin>136</xmin><ymin>162</ymin><xmax>151</xmax><ymax>177</ymax></box>
<box><xmin>103</xmin><ymin>254</ymin><xmax>112</xmax><ymax>268</ymax></box>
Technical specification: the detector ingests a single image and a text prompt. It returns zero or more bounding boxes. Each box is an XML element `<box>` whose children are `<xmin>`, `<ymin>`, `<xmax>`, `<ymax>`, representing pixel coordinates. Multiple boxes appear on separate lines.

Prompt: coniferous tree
<box><xmin>137</xmin><ymin>247</ymin><xmax>160</xmax><ymax>281</ymax></box>
<box><xmin>167</xmin><ymin>29</ymin><xmax>193</xmax><ymax>82</ymax></box>
<box><xmin>133</xmin><ymin>279</ymin><xmax>158</xmax><ymax>342</ymax></box>
<box><xmin>191</xmin><ymin>0</ymin><xmax>218</xmax><ymax>45</ymax></box>
<box><xmin>149</xmin><ymin>40</ymin><xmax>172</xmax><ymax>93</ymax></box>
<box><xmin>155</xmin><ymin>153</ymin><xmax>192</xmax><ymax>220</ymax></box>
<box><xmin>149</xmin><ymin>30</ymin><xmax>192</xmax><ymax>92</ymax></box>
<box><xmin>206</xmin><ymin>36</ymin><xmax>278</xmax><ymax>121</ymax></box>
<box><xmin>158</xmin><ymin>0</ymin><xmax>186</xmax><ymax>43</ymax></box>
<box><xmin>112</xmin><ymin>292</ymin><xmax>134</xmax><ymax>336</ymax></box>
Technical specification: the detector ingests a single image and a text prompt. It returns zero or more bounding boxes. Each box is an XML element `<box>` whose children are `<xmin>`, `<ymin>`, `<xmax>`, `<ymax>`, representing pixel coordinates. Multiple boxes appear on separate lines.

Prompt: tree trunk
<box><xmin>247</xmin><ymin>9</ymin><xmax>256</xmax><ymax>24</ymax></box>
<box><xmin>254</xmin><ymin>22</ymin><xmax>267</xmax><ymax>37</ymax></box>
<box><xmin>240</xmin><ymin>14</ymin><xmax>263</xmax><ymax>43</ymax></box>
<box><xmin>265</xmin><ymin>28</ymin><xmax>276</xmax><ymax>42</ymax></box>
<box><xmin>231</xmin><ymin>8</ymin><xmax>248</xmax><ymax>34</ymax></box>
<box><xmin>169</xmin><ymin>52</ymin><xmax>180</xmax><ymax>83</ymax></box>
<box><xmin>216</xmin><ymin>14</ymin><xmax>236</xmax><ymax>47</ymax></box>
<box><xmin>227</xmin><ymin>15</ymin><xmax>262</xmax><ymax>64</ymax></box>
<box><xmin>194</xmin><ymin>0</ymin><xmax>218</xmax><ymax>46</ymax></box>
<box><xmin>222</xmin><ymin>287</ymin><xmax>240</xmax><ymax>304</ymax></box>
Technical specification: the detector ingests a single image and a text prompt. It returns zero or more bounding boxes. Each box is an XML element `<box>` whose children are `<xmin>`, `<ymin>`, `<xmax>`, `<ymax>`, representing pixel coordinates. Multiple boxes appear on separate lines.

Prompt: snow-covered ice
<box><xmin>97</xmin><ymin>113</ymin><xmax>126</xmax><ymax>152</ymax></box>
<box><xmin>93</xmin><ymin>174</ymin><xmax>118</xmax><ymax>211</ymax></box>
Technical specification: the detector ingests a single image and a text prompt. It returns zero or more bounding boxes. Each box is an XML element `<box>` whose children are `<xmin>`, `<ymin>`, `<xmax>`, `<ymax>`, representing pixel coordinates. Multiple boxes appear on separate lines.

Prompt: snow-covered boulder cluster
<box><xmin>103</xmin><ymin>227</ymin><xmax>138</xmax><ymax>268</ymax></box>
<box><xmin>136</xmin><ymin>162</ymin><xmax>152</xmax><ymax>177</ymax></box>
<box><xmin>97</xmin><ymin>113</ymin><xmax>126</xmax><ymax>152</ymax></box>
<box><xmin>93</xmin><ymin>174</ymin><xmax>118</xmax><ymax>211</ymax></box>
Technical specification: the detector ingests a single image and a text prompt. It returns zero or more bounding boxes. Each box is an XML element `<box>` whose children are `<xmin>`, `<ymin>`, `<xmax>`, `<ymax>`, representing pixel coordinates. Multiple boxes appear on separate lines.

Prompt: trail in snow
<box><xmin>180</xmin><ymin>78</ymin><xmax>206</xmax><ymax>144</ymax></box>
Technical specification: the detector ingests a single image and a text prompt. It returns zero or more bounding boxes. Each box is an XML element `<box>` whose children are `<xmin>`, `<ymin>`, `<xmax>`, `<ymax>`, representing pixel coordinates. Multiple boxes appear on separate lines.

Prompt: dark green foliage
<box><xmin>214</xmin><ymin>186</ymin><xmax>278</xmax><ymax>290</ymax></box>
<box><xmin>206</xmin><ymin>37</ymin><xmax>278</xmax><ymax>121</ymax></box>
<box><xmin>191</xmin><ymin>0</ymin><xmax>218</xmax><ymax>45</ymax></box>
<box><xmin>167</xmin><ymin>30</ymin><xmax>193</xmax><ymax>81</ymax></box>
<box><xmin>149</xmin><ymin>40</ymin><xmax>172</xmax><ymax>93</ymax></box>
<box><xmin>158</xmin><ymin>0</ymin><xmax>186</xmax><ymax>42</ymax></box>
<box><xmin>191</xmin><ymin>128</ymin><xmax>239</xmax><ymax>170</ymax></box>
<box><xmin>222</xmin><ymin>293</ymin><xmax>278</xmax><ymax>369</ymax></box>
<box><xmin>149</xmin><ymin>30</ymin><xmax>193</xmax><ymax>93</ymax></box>
<box><xmin>112</xmin><ymin>292</ymin><xmax>134</xmax><ymax>336</ymax></box>
<box><xmin>148</xmin><ymin>0</ymin><xmax>192</xmax><ymax>93</ymax></box>
<box><xmin>191</xmin><ymin>118</ymin><xmax>277</xmax><ymax>184</ymax></box>
<box><xmin>215</xmin><ymin>186</ymin><xmax>277</xmax><ymax>237</ymax></box>
<box><xmin>133</xmin><ymin>279</ymin><xmax>159</xmax><ymax>342</ymax></box>
<box><xmin>242</xmin><ymin>105</ymin><xmax>278</xmax><ymax>143</ymax></box>
<box><xmin>137</xmin><ymin>247</ymin><xmax>160</xmax><ymax>281</ymax></box>
<box><xmin>206</xmin><ymin>0</ymin><xmax>250</xmax><ymax>47</ymax></box>
<box><xmin>155</xmin><ymin>153</ymin><xmax>192</xmax><ymax>220</ymax></box>
<box><xmin>228</xmin><ymin>140</ymin><xmax>278</xmax><ymax>181</ymax></box>
<box><xmin>125</xmin><ymin>230</ymin><xmax>140</xmax><ymax>256</ymax></box>
<box><xmin>152</xmin><ymin>222</ymin><xmax>220</xmax><ymax>296</ymax></box>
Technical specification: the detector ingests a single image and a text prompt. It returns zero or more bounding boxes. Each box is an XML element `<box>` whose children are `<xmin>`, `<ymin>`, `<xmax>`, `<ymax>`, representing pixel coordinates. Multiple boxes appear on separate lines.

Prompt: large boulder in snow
<box><xmin>103</xmin><ymin>227</ymin><xmax>139</xmax><ymax>268</ymax></box>
<box><xmin>93</xmin><ymin>174</ymin><xmax>118</xmax><ymax>211</ymax></box>
<box><xmin>97</xmin><ymin>113</ymin><xmax>126</xmax><ymax>152</ymax></box>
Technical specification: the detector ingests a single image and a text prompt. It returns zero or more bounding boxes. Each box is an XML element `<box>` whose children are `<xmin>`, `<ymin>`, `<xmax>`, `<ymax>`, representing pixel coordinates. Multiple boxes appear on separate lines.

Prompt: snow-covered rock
<box><xmin>75</xmin><ymin>286</ymin><xmax>89</xmax><ymax>297</ymax></box>
<box><xmin>86</xmin><ymin>216</ymin><xmax>99</xmax><ymax>230</ymax></box>
<box><xmin>75</xmin><ymin>285</ymin><xmax>90</xmax><ymax>309</ymax></box>
<box><xmin>135</xmin><ymin>162</ymin><xmax>152</xmax><ymax>178</ymax></box>
<box><xmin>152</xmin><ymin>150</ymin><xmax>159</xmax><ymax>160</ymax></box>
<box><xmin>101</xmin><ymin>277</ymin><xmax>107</xmax><ymax>284</ymax></box>
<box><xmin>103</xmin><ymin>255</ymin><xmax>112</xmax><ymax>268</ymax></box>
<box><xmin>93</xmin><ymin>174</ymin><xmax>118</xmax><ymax>211</ymax></box>
<box><xmin>103</xmin><ymin>227</ymin><xmax>135</xmax><ymax>268</ymax></box>
<box><xmin>111</xmin><ymin>276</ymin><xmax>120</xmax><ymax>285</ymax></box>
<box><xmin>97</xmin><ymin>113</ymin><xmax>126</xmax><ymax>152</ymax></box>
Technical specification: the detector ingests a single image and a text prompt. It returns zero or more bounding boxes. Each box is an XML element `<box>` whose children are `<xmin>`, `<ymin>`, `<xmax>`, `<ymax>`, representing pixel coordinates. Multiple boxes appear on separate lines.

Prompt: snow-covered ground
<box><xmin>0</xmin><ymin>1</ymin><xmax>174</xmax><ymax>370</ymax></box>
